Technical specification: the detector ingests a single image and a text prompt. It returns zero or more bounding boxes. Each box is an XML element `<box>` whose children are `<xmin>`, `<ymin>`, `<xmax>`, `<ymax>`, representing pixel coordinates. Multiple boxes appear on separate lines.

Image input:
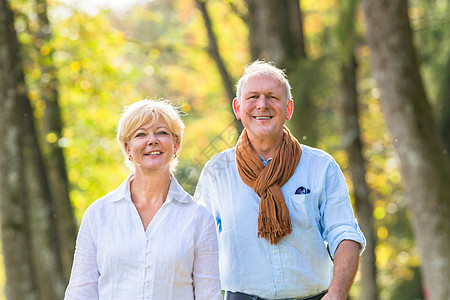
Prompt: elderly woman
<box><xmin>65</xmin><ymin>99</ymin><xmax>221</xmax><ymax>300</ymax></box>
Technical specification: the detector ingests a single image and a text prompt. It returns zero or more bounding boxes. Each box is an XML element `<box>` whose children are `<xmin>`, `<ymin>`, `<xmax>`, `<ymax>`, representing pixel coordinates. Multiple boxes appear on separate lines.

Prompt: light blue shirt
<box><xmin>194</xmin><ymin>145</ymin><xmax>366</xmax><ymax>299</ymax></box>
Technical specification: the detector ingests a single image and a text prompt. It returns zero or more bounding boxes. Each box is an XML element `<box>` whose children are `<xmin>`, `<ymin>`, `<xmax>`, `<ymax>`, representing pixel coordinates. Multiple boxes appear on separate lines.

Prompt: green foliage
<box><xmin>411</xmin><ymin>0</ymin><xmax>450</xmax><ymax>104</ymax></box>
<box><xmin>2</xmin><ymin>0</ymin><xmax>446</xmax><ymax>299</ymax></box>
<box><xmin>42</xmin><ymin>0</ymin><xmax>248</xmax><ymax>219</ymax></box>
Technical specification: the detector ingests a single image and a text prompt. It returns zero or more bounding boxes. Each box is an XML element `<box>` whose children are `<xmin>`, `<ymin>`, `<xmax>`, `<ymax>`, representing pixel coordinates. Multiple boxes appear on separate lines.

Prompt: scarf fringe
<box><xmin>258</xmin><ymin>215</ymin><xmax>292</xmax><ymax>244</ymax></box>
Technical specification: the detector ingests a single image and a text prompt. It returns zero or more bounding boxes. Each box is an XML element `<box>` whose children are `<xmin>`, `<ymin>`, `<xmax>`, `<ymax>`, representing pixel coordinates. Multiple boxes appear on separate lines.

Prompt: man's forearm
<box><xmin>324</xmin><ymin>240</ymin><xmax>360</xmax><ymax>300</ymax></box>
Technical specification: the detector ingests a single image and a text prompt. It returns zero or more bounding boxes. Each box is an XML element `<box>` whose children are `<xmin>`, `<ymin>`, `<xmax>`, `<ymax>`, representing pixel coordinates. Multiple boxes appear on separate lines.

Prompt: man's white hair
<box><xmin>235</xmin><ymin>60</ymin><xmax>292</xmax><ymax>103</ymax></box>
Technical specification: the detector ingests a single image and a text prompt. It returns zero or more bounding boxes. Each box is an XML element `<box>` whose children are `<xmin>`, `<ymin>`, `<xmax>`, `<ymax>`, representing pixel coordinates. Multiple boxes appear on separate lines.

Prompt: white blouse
<box><xmin>65</xmin><ymin>174</ymin><xmax>222</xmax><ymax>300</ymax></box>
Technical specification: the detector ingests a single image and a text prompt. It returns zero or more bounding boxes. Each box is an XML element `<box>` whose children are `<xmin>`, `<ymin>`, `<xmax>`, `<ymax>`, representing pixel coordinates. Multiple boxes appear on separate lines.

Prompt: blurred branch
<box><xmin>227</xmin><ymin>0</ymin><xmax>249</xmax><ymax>23</ymax></box>
<box><xmin>194</xmin><ymin>0</ymin><xmax>243</xmax><ymax>133</ymax></box>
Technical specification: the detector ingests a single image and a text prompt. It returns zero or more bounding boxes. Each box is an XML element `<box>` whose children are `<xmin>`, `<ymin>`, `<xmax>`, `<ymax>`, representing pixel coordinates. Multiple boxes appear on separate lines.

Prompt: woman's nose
<box><xmin>147</xmin><ymin>133</ymin><xmax>158</xmax><ymax>145</ymax></box>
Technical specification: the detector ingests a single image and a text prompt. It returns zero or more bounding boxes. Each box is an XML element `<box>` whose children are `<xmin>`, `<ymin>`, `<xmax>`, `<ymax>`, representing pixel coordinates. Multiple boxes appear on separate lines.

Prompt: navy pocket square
<box><xmin>295</xmin><ymin>186</ymin><xmax>310</xmax><ymax>194</ymax></box>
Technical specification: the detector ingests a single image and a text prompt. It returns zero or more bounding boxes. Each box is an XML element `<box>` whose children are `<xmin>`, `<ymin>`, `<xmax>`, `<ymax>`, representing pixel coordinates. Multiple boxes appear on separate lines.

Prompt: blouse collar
<box><xmin>109</xmin><ymin>173</ymin><xmax>190</xmax><ymax>204</ymax></box>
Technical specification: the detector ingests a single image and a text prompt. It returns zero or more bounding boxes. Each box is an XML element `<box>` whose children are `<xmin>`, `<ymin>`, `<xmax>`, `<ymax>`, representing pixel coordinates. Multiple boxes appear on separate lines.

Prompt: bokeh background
<box><xmin>0</xmin><ymin>0</ymin><xmax>449</xmax><ymax>299</ymax></box>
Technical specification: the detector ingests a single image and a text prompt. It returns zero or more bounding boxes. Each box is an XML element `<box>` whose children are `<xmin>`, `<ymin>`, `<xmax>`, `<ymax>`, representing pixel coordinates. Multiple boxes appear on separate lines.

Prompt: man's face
<box><xmin>233</xmin><ymin>75</ymin><xmax>293</xmax><ymax>142</ymax></box>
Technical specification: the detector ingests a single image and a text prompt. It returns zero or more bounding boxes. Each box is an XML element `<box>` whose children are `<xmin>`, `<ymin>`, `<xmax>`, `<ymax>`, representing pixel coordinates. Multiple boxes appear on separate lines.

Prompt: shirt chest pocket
<box><xmin>287</xmin><ymin>194</ymin><xmax>315</xmax><ymax>230</ymax></box>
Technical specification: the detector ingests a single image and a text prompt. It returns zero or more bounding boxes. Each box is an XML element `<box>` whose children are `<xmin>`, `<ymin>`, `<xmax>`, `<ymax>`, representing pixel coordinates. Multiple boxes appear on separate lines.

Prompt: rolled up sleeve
<box><xmin>320</xmin><ymin>162</ymin><xmax>366</xmax><ymax>259</ymax></box>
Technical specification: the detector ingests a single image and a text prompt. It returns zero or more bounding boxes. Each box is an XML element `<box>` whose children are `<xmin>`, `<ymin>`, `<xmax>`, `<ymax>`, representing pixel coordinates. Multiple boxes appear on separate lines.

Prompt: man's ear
<box><xmin>286</xmin><ymin>99</ymin><xmax>294</xmax><ymax>120</ymax></box>
<box><xmin>232</xmin><ymin>98</ymin><xmax>241</xmax><ymax>119</ymax></box>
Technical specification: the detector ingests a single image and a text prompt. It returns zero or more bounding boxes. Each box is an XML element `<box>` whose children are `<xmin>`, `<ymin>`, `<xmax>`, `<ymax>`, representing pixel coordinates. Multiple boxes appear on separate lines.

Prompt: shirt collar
<box><xmin>110</xmin><ymin>172</ymin><xmax>190</xmax><ymax>204</ymax></box>
<box><xmin>166</xmin><ymin>175</ymin><xmax>190</xmax><ymax>204</ymax></box>
<box><xmin>258</xmin><ymin>154</ymin><xmax>272</xmax><ymax>167</ymax></box>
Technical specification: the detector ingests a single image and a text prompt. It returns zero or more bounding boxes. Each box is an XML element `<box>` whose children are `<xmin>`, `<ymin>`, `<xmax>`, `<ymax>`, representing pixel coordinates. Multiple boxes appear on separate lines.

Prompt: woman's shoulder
<box><xmin>83</xmin><ymin>179</ymin><xmax>129</xmax><ymax>218</ymax></box>
<box><xmin>81</xmin><ymin>192</ymin><xmax>114</xmax><ymax>220</ymax></box>
<box><xmin>186</xmin><ymin>200</ymin><xmax>215</xmax><ymax>228</ymax></box>
<box><xmin>190</xmin><ymin>199</ymin><xmax>212</xmax><ymax>215</ymax></box>
<box><xmin>171</xmin><ymin>186</ymin><xmax>214</xmax><ymax>224</ymax></box>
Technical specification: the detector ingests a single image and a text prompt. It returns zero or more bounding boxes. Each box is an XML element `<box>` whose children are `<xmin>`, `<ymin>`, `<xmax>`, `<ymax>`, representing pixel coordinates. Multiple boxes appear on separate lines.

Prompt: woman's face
<box><xmin>126</xmin><ymin>118</ymin><xmax>178</xmax><ymax>173</ymax></box>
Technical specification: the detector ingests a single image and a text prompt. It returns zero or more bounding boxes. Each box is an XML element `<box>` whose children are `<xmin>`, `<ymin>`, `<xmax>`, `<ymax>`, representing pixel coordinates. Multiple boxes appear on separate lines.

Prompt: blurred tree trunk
<box><xmin>340</xmin><ymin>55</ymin><xmax>378</xmax><ymax>300</ymax></box>
<box><xmin>245</xmin><ymin>0</ymin><xmax>305</xmax><ymax>66</ymax></box>
<box><xmin>0</xmin><ymin>2</ymin><xmax>39</xmax><ymax>299</ymax></box>
<box><xmin>194</xmin><ymin>0</ymin><xmax>243</xmax><ymax>134</ymax></box>
<box><xmin>0</xmin><ymin>0</ymin><xmax>66</xmax><ymax>299</ymax></box>
<box><xmin>362</xmin><ymin>1</ymin><xmax>450</xmax><ymax>299</ymax></box>
<box><xmin>33</xmin><ymin>0</ymin><xmax>77</xmax><ymax>280</ymax></box>
<box><xmin>436</xmin><ymin>54</ymin><xmax>450</xmax><ymax>151</ymax></box>
<box><xmin>418</xmin><ymin>0</ymin><xmax>450</xmax><ymax>152</ymax></box>
<box><xmin>244</xmin><ymin>0</ymin><xmax>318</xmax><ymax>146</ymax></box>
<box><xmin>337</xmin><ymin>1</ymin><xmax>378</xmax><ymax>299</ymax></box>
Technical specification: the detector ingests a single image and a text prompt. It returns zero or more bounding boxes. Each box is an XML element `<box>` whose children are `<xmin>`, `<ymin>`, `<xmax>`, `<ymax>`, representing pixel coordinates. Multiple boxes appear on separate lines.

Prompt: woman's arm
<box><xmin>193</xmin><ymin>211</ymin><xmax>222</xmax><ymax>300</ymax></box>
<box><xmin>64</xmin><ymin>211</ymin><xmax>99</xmax><ymax>300</ymax></box>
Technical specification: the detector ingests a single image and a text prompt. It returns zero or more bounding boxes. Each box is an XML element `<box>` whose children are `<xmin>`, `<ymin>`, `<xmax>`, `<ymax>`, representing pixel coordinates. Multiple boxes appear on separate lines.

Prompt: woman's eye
<box><xmin>135</xmin><ymin>132</ymin><xmax>146</xmax><ymax>137</ymax></box>
<box><xmin>156</xmin><ymin>131</ymin><xmax>169</xmax><ymax>135</ymax></box>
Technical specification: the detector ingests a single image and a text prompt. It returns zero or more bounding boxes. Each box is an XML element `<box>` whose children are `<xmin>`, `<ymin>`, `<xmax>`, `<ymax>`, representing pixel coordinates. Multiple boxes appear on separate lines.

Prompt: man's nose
<box><xmin>256</xmin><ymin>96</ymin><xmax>269</xmax><ymax>109</ymax></box>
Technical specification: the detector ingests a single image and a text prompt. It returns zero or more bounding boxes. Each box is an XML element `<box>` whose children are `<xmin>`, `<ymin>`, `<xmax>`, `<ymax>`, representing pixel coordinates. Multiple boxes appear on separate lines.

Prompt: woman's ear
<box><xmin>173</xmin><ymin>137</ymin><xmax>180</xmax><ymax>155</ymax></box>
<box><xmin>125</xmin><ymin>142</ymin><xmax>131</xmax><ymax>156</ymax></box>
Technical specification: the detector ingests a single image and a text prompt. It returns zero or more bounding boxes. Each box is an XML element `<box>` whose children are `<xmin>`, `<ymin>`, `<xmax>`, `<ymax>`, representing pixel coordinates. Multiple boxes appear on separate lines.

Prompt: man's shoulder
<box><xmin>300</xmin><ymin>144</ymin><xmax>337</xmax><ymax>165</ymax></box>
<box><xmin>203</xmin><ymin>147</ymin><xmax>236</xmax><ymax>169</ymax></box>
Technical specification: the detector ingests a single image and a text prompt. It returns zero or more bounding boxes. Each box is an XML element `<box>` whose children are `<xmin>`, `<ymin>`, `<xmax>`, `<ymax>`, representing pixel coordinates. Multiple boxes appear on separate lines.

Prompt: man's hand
<box><xmin>322</xmin><ymin>240</ymin><xmax>360</xmax><ymax>300</ymax></box>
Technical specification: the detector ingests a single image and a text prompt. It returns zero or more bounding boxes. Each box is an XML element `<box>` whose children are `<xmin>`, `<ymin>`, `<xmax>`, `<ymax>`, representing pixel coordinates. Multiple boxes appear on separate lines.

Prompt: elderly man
<box><xmin>195</xmin><ymin>61</ymin><xmax>366</xmax><ymax>300</ymax></box>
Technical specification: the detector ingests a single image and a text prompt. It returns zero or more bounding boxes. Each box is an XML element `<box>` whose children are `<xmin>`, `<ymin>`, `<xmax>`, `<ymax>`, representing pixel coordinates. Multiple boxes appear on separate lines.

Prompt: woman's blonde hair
<box><xmin>117</xmin><ymin>98</ymin><xmax>185</xmax><ymax>171</ymax></box>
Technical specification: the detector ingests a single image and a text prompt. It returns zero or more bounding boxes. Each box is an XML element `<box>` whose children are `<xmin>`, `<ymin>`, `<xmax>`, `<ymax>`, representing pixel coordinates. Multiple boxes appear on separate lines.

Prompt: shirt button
<box><xmin>277</xmin><ymin>279</ymin><xmax>281</xmax><ymax>283</ymax></box>
<box><xmin>273</xmin><ymin>250</ymin><xmax>277</xmax><ymax>254</ymax></box>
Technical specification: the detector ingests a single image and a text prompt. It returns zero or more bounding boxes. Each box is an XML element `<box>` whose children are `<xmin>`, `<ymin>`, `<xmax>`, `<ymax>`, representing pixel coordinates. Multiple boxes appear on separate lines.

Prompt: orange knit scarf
<box><xmin>235</xmin><ymin>125</ymin><xmax>302</xmax><ymax>244</ymax></box>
